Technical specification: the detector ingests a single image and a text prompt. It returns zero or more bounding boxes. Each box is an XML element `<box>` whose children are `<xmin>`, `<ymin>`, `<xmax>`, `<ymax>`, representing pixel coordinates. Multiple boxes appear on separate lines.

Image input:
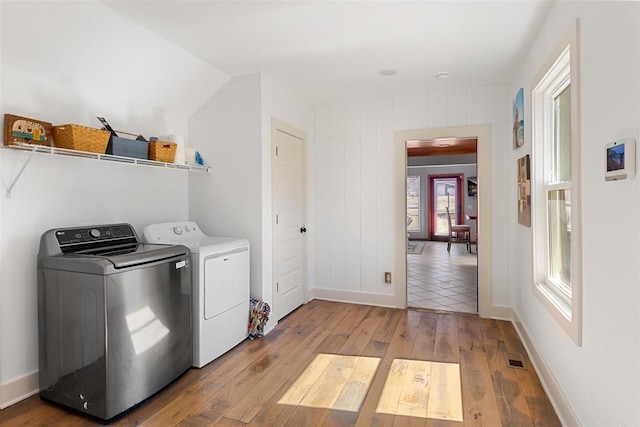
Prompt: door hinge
<box><xmin>276</xmin><ymin>214</ymin><xmax>279</xmax><ymax>224</ymax></box>
<box><xmin>276</xmin><ymin>146</ymin><xmax>278</xmax><ymax>156</ymax></box>
<box><xmin>277</xmin><ymin>282</ymin><xmax>279</xmax><ymax>292</ymax></box>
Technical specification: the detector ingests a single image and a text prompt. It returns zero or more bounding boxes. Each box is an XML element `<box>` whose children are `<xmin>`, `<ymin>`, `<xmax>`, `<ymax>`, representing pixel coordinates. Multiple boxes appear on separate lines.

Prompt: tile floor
<box><xmin>407</xmin><ymin>240</ymin><xmax>478</xmax><ymax>314</ymax></box>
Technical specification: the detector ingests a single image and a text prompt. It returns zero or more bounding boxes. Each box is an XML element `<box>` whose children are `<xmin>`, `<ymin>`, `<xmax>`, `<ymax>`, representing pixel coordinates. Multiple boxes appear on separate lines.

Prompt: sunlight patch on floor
<box><xmin>376</xmin><ymin>359</ymin><xmax>463</xmax><ymax>421</ymax></box>
<box><xmin>278</xmin><ymin>353</ymin><xmax>380</xmax><ymax>412</ymax></box>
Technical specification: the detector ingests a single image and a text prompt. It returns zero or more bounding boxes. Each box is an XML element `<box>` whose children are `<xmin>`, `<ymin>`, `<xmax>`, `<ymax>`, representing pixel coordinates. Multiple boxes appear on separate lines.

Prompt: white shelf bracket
<box><xmin>5</xmin><ymin>145</ymin><xmax>38</xmax><ymax>199</ymax></box>
<box><xmin>1</xmin><ymin>142</ymin><xmax>210</xmax><ymax>199</ymax></box>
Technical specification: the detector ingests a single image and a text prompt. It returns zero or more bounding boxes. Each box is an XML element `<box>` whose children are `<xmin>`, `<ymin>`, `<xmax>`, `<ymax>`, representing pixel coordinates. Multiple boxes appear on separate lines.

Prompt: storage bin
<box><xmin>107</xmin><ymin>136</ymin><xmax>148</xmax><ymax>159</ymax></box>
<box><xmin>148</xmin><ymin>141</ymin><xmax>177</xmax><ymax>163</ymax></box>
<box><xmin>52</xmin><ymin>124</ymin><xmax>110</xmax><ymax>154</ymax></box>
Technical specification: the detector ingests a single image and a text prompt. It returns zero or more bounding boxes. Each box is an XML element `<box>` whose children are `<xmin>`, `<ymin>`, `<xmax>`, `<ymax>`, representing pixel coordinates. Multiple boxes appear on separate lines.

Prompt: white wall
<box><xmin>312</xmin><ymin>85</ymin><xmax>510</xmax><ymax>307</ymax></box>
<box><xmin>188</xmin><ymin>74</ymin><xmax>263</xmax><ymax>300</ymax></box>
<box><xmin>510</xmin><ymin>2</ymin><xmax>640</xmax><ymax>425</ymax></box>
<box><xmin>0</xmin><ymin>0</ymin><xmax>228</xmax><ymax>408</ymax></box>
<box><xmin>189</xmin><ymin>72</ymin><xmax>314</xmax><ymax>316</ymax></box>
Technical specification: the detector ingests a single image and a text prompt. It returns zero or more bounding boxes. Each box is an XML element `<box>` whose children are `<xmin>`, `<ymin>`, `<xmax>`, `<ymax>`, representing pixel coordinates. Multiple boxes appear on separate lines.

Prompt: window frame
<box><xmin>406</xmin><ymin>175</ymin><xmax>421</xmax><ymax>233</ymax></box>
<box><xmin>531</xmin><ymin>20</ymin><xmax>582</xmax><ymax>345</ymax></box>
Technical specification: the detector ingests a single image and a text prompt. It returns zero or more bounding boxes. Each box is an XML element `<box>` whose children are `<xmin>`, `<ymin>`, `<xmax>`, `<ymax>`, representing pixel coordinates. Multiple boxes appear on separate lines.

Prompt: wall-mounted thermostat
<box><xmin>605</xmin><ymin>138</ymin><xmax>635</xmax><ymax>181</ymax></box>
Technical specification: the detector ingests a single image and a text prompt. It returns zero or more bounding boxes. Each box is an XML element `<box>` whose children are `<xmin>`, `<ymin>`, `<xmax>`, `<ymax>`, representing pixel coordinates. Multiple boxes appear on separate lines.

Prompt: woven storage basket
<box><xmin>148</xmin><ymin>141</ymin><xmax>177</xmax><ymax>163</ymax></box>
<box><xmin>53</xmin><ymin>124</ymin><xmax>110</xmax><ymax>154</ymax></box>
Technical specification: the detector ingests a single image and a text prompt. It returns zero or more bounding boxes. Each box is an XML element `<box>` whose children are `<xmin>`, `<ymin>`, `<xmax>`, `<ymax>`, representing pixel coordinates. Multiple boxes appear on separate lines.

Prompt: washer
<box><xmin>143</xmin><ymin>221</ymin><xmax>250</xmax><ymax>368</ymax></box>
<box><xmin>37</xmin><ymin>223</ymin><xmax>192</xmax><ymax>422</ymax></box>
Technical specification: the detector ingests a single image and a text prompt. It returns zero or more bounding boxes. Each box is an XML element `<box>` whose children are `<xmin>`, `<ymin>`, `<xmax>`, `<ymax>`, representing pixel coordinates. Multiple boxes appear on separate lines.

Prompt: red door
<box><xmin>428</xmin><ymin>174</ymin><xmax>464</xmax><ymax>241</ymax></box>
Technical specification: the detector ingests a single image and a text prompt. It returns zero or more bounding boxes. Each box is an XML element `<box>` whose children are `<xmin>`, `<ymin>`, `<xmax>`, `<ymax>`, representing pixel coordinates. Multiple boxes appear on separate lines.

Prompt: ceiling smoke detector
<box><xmin>435</xmin><ymin>72</ymin><xmax>450</xmax><ymax>79</ymax></box>
<box><xmin>379</xmin><ymin>69</ymin><xmax>397</xmax><ymax>76</ymax></box>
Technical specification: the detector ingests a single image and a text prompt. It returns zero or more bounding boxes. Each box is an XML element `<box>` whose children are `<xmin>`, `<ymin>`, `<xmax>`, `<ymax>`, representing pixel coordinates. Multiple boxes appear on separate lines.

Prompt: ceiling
<box><xmin>103</xmin><ymin>0</ymin><xmax>554</xmax><ymax>105</ymax></box>
<box><xmin>407</xmin><ymin>138</ymin><xmax>477</xmax><ymax>157</ymax></box>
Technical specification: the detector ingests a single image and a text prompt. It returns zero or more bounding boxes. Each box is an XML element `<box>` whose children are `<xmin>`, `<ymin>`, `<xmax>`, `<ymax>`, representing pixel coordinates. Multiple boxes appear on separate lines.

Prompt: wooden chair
<box><xmin>445</xmin><ymin>206</ymin><xmax>471</xmax><ymax>252</ymax></box>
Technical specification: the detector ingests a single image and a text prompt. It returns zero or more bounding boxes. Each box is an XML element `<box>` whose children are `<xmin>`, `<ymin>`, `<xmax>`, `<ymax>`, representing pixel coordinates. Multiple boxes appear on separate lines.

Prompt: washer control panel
<box><xmin>56</xmin><ymin>224</ymin><xmax>136</xmax><ymax>246</ymax></box>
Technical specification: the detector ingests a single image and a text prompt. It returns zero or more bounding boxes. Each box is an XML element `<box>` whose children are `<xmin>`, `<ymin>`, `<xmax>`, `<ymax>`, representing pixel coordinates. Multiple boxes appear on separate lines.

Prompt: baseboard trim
<box><xmin>309</xmin><ymin>288</ymin><xmax>398</xmax><ymax>308</ymax></box>
<box><xmin>511</xmin><ymin>310</ymin><xmax>580</xmax><ymax>427</ymax></box>
<box><xmin>263</xmin><ymin>321</ymin><xmax>277</xmax><ymax>336</ymax></box>
<box><xmin>0</xmin><ymin>371</ymin><xmax>38</xmax><ymax>409</ymax></box>
<box><xmin>488</xmin><ymin>304</ymin><xmax>514</xmax><ymax>320</ymax></box>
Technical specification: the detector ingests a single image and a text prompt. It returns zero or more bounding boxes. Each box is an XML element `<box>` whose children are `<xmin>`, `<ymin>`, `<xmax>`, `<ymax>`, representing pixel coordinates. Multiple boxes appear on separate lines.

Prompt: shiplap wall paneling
<box><xmin>428</xmin><ymin>90</ymin><xmax>448</xmax><ymax>129</ymax></box>
<box><xmin>467</xmin><ymin>86</ymin><xmax>487</xmax><ymax>125</ymax></box>
<box><xmin>447</xmin><ymin>88</ymin><xmax>467</xmax><ymax>127</ymax></box>
<box><xmin>314</xmin><ymin>105</ymin><xmax>332</xmax><ymax>289</ymax></box>
<box><xmin>393</xmin><ymin>95</ymin><xmax>413</xmax><ymax>132</ymax></box>
<box><xmin>376</xmin><ymin>98</ymin><xmax>395</xmax><ymax>294</ymax></box>
<box><xmin>411</xmin><ymin>93</ymin><xmax>430</xmax><ymax>130</ymax></box>
<box><xmin>329</xmin><ymin>104</ymin><xmax>347</xmax><ymax>290</ymax></box>
<box><xmin>312</xmin><ymin>84</ymin><xmax>511</xmax><ymax>304</ymax></box>
<box><xmin>486</xmin><ymin>84</ymin><xmax>509</xmax><ymax>124</ymax></box>
<box><xmin>345</xmin><ymin>101</ymin><xmax>362</xmax><ymax>290</ymax></box>
<box><xmin>360</xmin><ymin>99</ymin><xmax>379</xmax><ymax>292</ymax></box>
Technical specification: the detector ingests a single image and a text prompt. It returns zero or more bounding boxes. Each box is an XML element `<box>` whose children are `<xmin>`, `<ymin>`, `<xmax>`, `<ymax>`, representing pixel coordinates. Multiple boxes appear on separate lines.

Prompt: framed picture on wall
<box><xmin>513</xmin><ymin>88</ymin><xmax>524</xmax><ymax>149</ymax></box>
<box><xmin>4</xmin><ymin>114</ymin><xmax>52</xmax><ymax>147</ymax></box>
<box><xmin>467</xmin><ymin>177</ymin><xmax>477</xmax><ymax>197</ymax></box>
<box><xmin>517</xmin><ymin>154</ymin><xmax>531</xmax><ymax>227</ymax></box>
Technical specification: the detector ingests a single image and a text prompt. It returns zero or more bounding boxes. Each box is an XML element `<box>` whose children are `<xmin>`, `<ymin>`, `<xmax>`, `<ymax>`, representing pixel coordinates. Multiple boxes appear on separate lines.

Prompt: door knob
<box><xmin>300</xmin><ymin>227</ymin><xmax>307</xmax><ymax>233</ymax></box>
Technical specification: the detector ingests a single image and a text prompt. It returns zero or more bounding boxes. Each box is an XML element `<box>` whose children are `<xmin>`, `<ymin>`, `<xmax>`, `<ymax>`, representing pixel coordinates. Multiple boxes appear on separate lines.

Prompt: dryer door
<box><xmin>204</xmin><ymin>247</ymin><xmax>250</xmax><ymax>320</ymax></box>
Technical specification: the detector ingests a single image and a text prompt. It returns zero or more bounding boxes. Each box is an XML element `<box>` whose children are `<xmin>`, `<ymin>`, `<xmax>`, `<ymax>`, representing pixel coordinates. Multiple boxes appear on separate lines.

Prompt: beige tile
<box><xmin>407</xmin><ymin>241</ymin><xmax>477</xmax><ymax>314</ymax></box>
<box><xmin>430</xmin><ymin>296</ymin><xmax>459</xmax><ymax>306</ymax></box>
<box><xmin>449</xmin><ymin>294</ymin><xmax>477</xmax><ymax>303</ymax></box>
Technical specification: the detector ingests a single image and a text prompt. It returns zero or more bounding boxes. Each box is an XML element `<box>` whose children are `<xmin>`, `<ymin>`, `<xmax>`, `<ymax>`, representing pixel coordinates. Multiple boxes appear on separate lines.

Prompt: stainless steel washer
<box><xmin>37</xmin><ymin>223</ymin><xmax>192</xmax><ymax>422</ymax></box>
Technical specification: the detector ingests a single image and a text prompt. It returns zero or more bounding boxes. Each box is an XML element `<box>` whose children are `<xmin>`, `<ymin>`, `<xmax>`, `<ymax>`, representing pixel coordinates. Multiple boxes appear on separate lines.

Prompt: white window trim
<box><xmin>531</xmin><ymin>20</ymin><xmax>582</xmax><ymax>346</ymax></box>
<box><xmin>407</xmin><ymin>175</ymin><xmax>421</xmax><ymax>233</ymax></box>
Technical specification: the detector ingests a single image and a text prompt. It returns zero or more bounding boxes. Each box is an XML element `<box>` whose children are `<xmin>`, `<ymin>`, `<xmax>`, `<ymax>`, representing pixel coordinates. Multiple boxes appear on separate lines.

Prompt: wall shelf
<box><xmin>2</xmin><ymin>142</ymin><xmax>210</xmax><ymax>198</ymax></box>
<box><xmin>3</xmin><ymin>142</ymin><xmax>211</xmax><ymax>172</ymax></box>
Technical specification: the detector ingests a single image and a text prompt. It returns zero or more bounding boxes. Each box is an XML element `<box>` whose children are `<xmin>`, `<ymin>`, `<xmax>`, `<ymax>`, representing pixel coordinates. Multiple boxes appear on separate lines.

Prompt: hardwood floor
<box><xmin>0</xmin><ymin>301</ymin><xmax>561</xmax><ymax>426</ymax></box>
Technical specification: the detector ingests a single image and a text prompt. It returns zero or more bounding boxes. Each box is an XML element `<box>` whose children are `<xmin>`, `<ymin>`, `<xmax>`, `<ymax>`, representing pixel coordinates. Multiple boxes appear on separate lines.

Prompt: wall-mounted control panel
<box><xmin>605</xmin><ymin>138</ymin><xmax>635</xmax><ymax>181</ymax></box>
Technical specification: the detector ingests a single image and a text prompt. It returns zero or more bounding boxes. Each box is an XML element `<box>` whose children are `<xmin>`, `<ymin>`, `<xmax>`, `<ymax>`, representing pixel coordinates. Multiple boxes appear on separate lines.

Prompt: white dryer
<box><xmin>143</xmin><ymin>221</ymin><xmax>250</xmax><ymax>368</ymax></box>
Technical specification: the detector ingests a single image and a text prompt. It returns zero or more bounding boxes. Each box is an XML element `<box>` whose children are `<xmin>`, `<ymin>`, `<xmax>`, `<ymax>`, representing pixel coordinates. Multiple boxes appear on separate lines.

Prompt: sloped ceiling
<box><xmin>103</xmin><ymin>0</ymin><xmax>554</xmax><ymax>104</ymax></box>
<box><xmin>1</xmin><ymin>1</ymin><xmax>230</xmax><ymax>126</ymax></box>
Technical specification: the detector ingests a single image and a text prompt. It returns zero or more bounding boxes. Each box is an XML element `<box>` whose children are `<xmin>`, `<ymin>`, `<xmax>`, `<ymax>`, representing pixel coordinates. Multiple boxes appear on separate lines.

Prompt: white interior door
<box><xmin>272</xmin><ymin>123</ymin><xmax>306</xmax><ymax>322</ymax></box>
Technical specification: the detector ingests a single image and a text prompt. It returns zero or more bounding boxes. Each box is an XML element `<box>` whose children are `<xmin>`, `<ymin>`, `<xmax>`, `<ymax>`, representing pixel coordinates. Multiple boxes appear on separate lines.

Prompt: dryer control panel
<box><xmin>143</xmin><ymin>221</ymin><xmax>206</xmax><ymax>243</ymax></box>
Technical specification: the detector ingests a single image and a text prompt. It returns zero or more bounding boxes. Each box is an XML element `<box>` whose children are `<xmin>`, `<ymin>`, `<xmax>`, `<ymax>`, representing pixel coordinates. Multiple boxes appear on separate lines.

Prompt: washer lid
<box><xmin>77</xmin><ymin>243</ymin><xmax>189</xmax><ymax>269</ymax></box>
<box><xmin>38</xmin><ymin>243</ymin><xmax>189</xmax><ymax>273</ymax></box>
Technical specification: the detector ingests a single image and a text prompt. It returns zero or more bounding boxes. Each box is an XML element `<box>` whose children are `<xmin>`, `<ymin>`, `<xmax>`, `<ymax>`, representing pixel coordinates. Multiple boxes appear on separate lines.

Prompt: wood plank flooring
<box><xmin>0</xmin><ymin>300</ymin><xmax>561</xmax><ymax>426</ymax></box>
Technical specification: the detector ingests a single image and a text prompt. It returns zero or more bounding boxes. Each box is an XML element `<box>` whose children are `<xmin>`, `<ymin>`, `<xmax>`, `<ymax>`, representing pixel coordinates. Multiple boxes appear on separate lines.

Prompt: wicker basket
<box><xmin>148</xmin><ymin>141</ymin><xmax>176</xmax><ymax>163</ymax></box>
<box><xmin>53</xmin><ymin>124</ymin><xmax>110</xmax><ymax>154</ymax></box>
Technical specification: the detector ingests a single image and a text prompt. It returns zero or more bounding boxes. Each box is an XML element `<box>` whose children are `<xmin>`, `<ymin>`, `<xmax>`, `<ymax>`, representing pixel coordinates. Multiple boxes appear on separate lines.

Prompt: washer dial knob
<box><xmin>173</xmin><ymin>226</ymin><xmax>183</xmax><ymax>235</ymax></box>
<box><xmin>89</xmin><ymin>229</ymin><xmax>101</xmax><ymax>239</ymax></box>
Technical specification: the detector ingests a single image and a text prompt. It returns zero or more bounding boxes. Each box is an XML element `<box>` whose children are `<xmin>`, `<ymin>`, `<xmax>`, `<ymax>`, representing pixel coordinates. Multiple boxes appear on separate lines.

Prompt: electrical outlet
<box><xmin>384</xmin><ymin>272</ymin><xmax>392</xmax><ymax>283</ymax></box>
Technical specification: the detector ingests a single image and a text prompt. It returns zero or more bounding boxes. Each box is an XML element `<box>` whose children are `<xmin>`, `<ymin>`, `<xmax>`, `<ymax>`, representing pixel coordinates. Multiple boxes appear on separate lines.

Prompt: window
<box><xmin>531</xmin><ymin>22</ymin><xmax>582</xmax><ymax>345</ymax></box>
<box><xmin>407</xmin><ymin>176</ymin><xmax>420</xmax><ymax>232</ymax></box>
<box><xmin>431</xmin><ymin>176</ymin><xmax>462</xmax><ymax>237</ymax></box>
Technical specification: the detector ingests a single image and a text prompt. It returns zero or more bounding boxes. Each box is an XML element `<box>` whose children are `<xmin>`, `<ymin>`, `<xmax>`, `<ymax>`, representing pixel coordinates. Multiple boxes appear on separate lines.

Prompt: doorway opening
<box><xmin>428</xmin><ymin>174</ymin><xmax>465</xmax><ymax>241</ymax></box>
<box><xmin>405</xmin><ymin>138</ymin><xmax>478</xmax><ymax>314</ymax></box>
